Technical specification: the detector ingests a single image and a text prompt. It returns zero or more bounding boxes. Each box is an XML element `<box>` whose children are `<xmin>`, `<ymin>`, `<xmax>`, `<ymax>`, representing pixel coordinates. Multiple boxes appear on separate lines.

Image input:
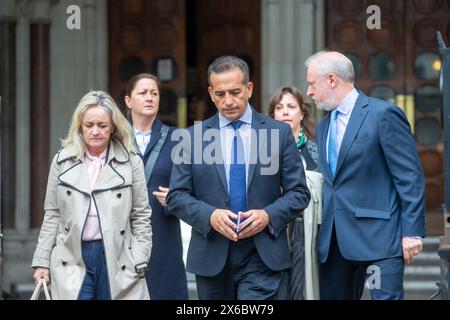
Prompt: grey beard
<box><xmin>315</xmin><ymin>97</ymin><xmax>337</xmax><ymax>111</ymax></box>
<box><xmin>316</xmin><ymin>103</ymin><xmax>334</xmax><ymax>111</ymax></box>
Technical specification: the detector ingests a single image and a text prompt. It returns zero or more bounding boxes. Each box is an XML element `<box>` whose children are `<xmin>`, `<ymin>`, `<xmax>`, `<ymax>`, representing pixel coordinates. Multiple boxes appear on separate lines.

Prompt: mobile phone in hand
<box><xmin>236</xmin><ymin>212</ymin><xmax>252</xmax><ymax>234</ymax></box>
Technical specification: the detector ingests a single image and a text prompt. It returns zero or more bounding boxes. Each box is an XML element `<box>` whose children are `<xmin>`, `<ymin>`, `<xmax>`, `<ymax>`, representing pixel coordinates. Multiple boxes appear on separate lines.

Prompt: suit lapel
<box><xmin>334</xmin><ymin>93</ymin><xmax>369</xmax><ymax>177</ymax></box>
<box><xmin>142</xmin><ymin>118</ymin><xmax>162</xmax><ymax>158</ymax></box>
<box><xmin>247</xmin><ymin>111</ymin><xmax>264</xmax><ymax>190</ymax></box>
<box><xmin>206</xmin><ymin>115</ymin><xmax>228</xmax><ymax>194</ymax></box>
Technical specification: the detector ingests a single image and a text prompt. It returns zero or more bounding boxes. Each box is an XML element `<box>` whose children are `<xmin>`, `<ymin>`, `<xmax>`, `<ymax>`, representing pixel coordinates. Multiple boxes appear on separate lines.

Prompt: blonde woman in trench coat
<box><xmin>31</xmin><ymin>91</ymin><xmax>152</xmax><ymax>300</ymax></box>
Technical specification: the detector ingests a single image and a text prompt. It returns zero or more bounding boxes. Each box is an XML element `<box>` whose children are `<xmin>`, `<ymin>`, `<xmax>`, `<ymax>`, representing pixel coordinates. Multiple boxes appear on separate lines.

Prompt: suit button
<box><xmin>62</xmin><ymin>260</ymin><xmax>67</xmax><ymax>266</ymax></box>
<box><xmin>120</xmin><ymin>229</ymin><xmax>125</xmax><ymax>235</ymax></box>
<box><xmin>66</xmin><ymin>190</ymin><xmax>71</xmax><ymax>196</ymax></box>
<box><xmin>121</xmin><ymin>265</ymin><xmax>126</xmax><ymax>271</ymax></box>
<box><xmin>117</xmin><ymin>193</ymin><xmax>122</xmax><ymax>198</ymax></box>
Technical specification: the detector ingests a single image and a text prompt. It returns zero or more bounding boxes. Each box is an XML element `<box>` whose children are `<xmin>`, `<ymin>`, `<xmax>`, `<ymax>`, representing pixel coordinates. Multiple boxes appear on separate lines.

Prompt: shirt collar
<box><xmin>335</xmin><ymin>88</ymin><xmax>359</xmax><ymax>116</ymax></box>
<box><xmin>218</xmin><ymin>104</ymin><xmax>253</xmax><ymax>129</ymax></box>
<box><xmin>133</xmin><ymin>127</ymin><xmax>152</xmax><ymax>136</ymax></box>
<box><xmin>85</xmin><ymin>148</ymin><xmax>107</xmax><ymax>161</ymax></box>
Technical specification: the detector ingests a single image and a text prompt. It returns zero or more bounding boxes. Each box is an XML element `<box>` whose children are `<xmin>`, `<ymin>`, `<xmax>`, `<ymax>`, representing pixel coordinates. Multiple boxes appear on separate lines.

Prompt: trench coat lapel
<box><xmin>93</xmin><ymin>138</ymin><xmax>129</xmax><ymax>191</ymax></box>
<box><xmin>57</xmin><ymin>139</ymin><xmax>129</xmax><ymax>193</ymax></box>
<box><xmin>93</xmin><ymin>163</ymin><xmax>126</xmax><ymax>191</ymax></box>
<box><xmin>57</xmin><ymin>146</ymin><xmax>91</xmax><ymax>195</ymax></box>
<box><xmin>57</xmin><ymin>161</ymin><xmax>91</xmax><ymax>195</ymax></box>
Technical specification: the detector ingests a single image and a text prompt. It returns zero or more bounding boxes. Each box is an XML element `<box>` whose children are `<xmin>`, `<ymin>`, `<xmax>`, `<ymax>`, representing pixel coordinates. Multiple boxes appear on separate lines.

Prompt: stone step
<box><xmin>402</xmin><ymin>237</ymin><xmax>442</xmax><ymax>299</ymax></box>
<box><xmin>413</xmin><ymin>252</ymin><xmax>440</xmax><ymax>261</ymax></box>
<box><xmin>405</xmin><ymin>266</ymin><xmax>440</xmax><ymax>276</ymax></box>
<box><xmin>408</xmin><ymin>255</ymin><xmax>440</xmax><ymax>267</ymax></box>
<box><xmin>404</xmin><ymin>275</ymin><xmax>441</xmax><ymax>282</ymax></box>
<box><xmin>404</xmin><ymin>280</ymin><xmax>441</xmax><ymax>291</ymax></box>
<box><xmin>423</xmin><ymin>237</ymin><xmax>440</xmax><ymax>245</ymax></box>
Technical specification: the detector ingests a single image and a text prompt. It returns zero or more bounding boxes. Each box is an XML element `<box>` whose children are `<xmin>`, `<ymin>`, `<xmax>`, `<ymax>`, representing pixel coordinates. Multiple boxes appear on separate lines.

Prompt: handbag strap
<box><xmin>30</xmin><ymin>278</ymin><xmax>51</xmax><ymax>300</ymax></box>
<box><xmin>144</xmin><ymin>125</ymin><xmax>169</xmax><ymax>185</ymax></box>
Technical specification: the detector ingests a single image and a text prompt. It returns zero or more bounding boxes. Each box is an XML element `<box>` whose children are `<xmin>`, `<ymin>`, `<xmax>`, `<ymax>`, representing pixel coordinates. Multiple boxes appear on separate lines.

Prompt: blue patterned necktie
<box><xmin>228</xmin><ymin>120</ymin><xmax>247</xmax><ymax>216</ymax></box>
<box><xmin>328</xmin><ymin>109</ymin><xmax>339</xmax><ymax>176</ymax></box>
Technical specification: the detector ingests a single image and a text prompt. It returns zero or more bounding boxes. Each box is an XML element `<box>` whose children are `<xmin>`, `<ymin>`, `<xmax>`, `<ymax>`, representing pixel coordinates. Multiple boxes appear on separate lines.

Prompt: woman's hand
<box><xmin>33</xmin><ymin>267</ymin><xmax>51</xmax><ymax>284</ymax></box>
<box><xmin>152</xmin><ymin>186</ymin><xmax>169</xmax><ymax>207</ymax></box>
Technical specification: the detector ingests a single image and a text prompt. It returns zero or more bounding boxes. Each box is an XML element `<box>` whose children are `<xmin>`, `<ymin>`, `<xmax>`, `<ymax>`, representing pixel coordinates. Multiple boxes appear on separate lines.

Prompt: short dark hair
<box><xmin>207</xmin><ymin>56</ymin><xmax>250</xmax><ymax>85</ymax></box>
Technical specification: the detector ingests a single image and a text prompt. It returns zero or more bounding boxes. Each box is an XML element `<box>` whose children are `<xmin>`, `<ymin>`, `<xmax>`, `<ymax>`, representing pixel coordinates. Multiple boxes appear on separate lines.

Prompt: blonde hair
<box><xmin>61</xmin><ymin>90</ymin><xmax>137</xmax><ymax>159</ymax></box>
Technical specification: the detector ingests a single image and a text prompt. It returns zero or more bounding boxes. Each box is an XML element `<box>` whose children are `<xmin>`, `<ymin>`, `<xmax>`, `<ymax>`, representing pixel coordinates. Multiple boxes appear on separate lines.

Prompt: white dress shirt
<box><xmin>326</xmin><ymin>88</ymin><xmax>359</xmax><ymax>162</ymax></box>
<box><xmin>218</xmin><ymin>105</ymin><xmax>253</xmax><ymax>192</ymax></box>
<box><xmin>134</xmin><ymin>128</ymin><xmax>152</xmax><ymax>155</ymax></box>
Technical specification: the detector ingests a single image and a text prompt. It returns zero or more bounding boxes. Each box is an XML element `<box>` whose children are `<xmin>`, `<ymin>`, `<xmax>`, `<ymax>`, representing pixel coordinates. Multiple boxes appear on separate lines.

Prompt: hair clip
<box><xmin>92</xmin><ymin>91</ymin><xmax>107</xmax><ymax>105</ymax></box>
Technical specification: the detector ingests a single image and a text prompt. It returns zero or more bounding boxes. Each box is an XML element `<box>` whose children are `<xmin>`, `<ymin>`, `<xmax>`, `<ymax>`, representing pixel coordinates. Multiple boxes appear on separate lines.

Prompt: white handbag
<box><xmin>30</xmin><ymin>278</ymin><xmax>52</xmax><ymax>300</ymax></box>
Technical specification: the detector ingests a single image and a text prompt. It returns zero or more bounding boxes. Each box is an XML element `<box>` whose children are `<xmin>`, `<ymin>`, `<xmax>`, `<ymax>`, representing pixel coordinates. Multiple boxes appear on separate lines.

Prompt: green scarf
<box><xmin>296</xmin><ymin>129</ymin><xmax>307</xmax><ymax>149</ymax></box>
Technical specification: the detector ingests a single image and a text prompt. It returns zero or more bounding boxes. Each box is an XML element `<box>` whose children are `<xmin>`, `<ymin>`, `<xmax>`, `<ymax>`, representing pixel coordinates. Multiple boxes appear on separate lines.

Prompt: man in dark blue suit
<box><xmin>167</xmin><ymin>56</ymin><xmax>311</xmax><ymax>300</ymax></box>
<box><xmin>305</xmin><ymin>51</ymin><xmax>426</xmax><ymax>300</ymax></box>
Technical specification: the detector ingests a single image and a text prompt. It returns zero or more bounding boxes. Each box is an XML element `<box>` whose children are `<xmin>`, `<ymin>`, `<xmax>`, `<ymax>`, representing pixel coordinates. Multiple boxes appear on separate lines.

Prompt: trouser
<box><xmin>78</xmin><ymin>240</ymin><xmax>111</xmax><ymax>300</ymax></box>
<box><xmin>196</xmin><ymin>238</ymin><xmax>288</xmax><ymax>300</ymax></box>
<box><xmin>320</xmin><ymin>228</ymin><xmax>404</xmax><ymax>300</ymax></box>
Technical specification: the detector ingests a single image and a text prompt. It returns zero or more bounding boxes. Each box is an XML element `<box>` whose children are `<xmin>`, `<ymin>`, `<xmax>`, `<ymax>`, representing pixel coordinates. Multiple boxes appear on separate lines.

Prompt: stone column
<box><xmin>15</xmin><ymin>0</ymin><xmax>32</xmax><ymax>234</ymax></box>
<box><xmin>49</xmin><ymin>0</ymin><xmax>107</xmax><ymax>157</ymax></box>
<box><xmin>30</xmin><ymin>0</ymin><xmax>51</xmax><ymax>228</ymax></box>
<box><xmin>0</xmin><ymin>0</ymin><xmax>17</xmax><ymax>229</ymax></box>
<box><xmin>261</xmin><ymin>0</ymin><xmax>325</xmax><ymax>113</ymax></box>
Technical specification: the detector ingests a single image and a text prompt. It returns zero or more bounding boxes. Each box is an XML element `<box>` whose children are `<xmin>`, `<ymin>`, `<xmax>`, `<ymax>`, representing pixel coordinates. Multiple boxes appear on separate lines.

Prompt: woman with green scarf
<box><xmin>268</xmin><ymin>86</ymin><xmax>318</xmax><ymax>171</ymax></box>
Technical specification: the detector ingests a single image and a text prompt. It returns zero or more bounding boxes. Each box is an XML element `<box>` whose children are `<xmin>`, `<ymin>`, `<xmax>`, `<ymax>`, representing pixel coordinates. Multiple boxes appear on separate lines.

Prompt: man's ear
<box><xmin>247</xmin><ymin>82</ymin><xmax>254</xmax><ymax>98</ymax></box>
<box><xmin>208</xmin><ymin>86</ymin><xmax>215</xmax><ymax>103</ymax></box>
<box><xmin>328</xmin><ymin>73</ymin><xmax>338</xmax><ymax>89</ymax></box>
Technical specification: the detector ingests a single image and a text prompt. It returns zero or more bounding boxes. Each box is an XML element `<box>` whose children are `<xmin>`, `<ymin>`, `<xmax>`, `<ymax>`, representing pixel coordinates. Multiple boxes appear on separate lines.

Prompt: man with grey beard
<box><xmin>305</xmin><ymin>50</ymin><xmax>425</xmax><ymax>300</ymax></box>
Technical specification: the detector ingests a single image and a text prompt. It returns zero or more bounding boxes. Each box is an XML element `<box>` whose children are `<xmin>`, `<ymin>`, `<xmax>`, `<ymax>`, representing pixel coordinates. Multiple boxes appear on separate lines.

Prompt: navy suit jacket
<box><xmin>167</xmin><ymin>108</ymin><xmax>311</xmax><ymax>277</ymax></box>
<box><xmin>139</xmin><ymin>118</ymin><xmax>188</xmax><ymax>299</ymax></box>
<box><xmin>316</xmin><ymin>92</ymin><xmax>426</xmax><ymax>263</ymax></box>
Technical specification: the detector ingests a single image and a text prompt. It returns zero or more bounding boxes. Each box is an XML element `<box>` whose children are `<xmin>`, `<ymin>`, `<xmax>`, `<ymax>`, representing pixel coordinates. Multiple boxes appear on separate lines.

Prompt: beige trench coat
<box><xmin>303</xmin><ymin>170</ymin><xmax>323</xmax><ymax>300</ymax></box>
<box><xmin>31</xmin><ymin>138</ymin><xmax>152</xmax><ymax>300</ymax></box>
